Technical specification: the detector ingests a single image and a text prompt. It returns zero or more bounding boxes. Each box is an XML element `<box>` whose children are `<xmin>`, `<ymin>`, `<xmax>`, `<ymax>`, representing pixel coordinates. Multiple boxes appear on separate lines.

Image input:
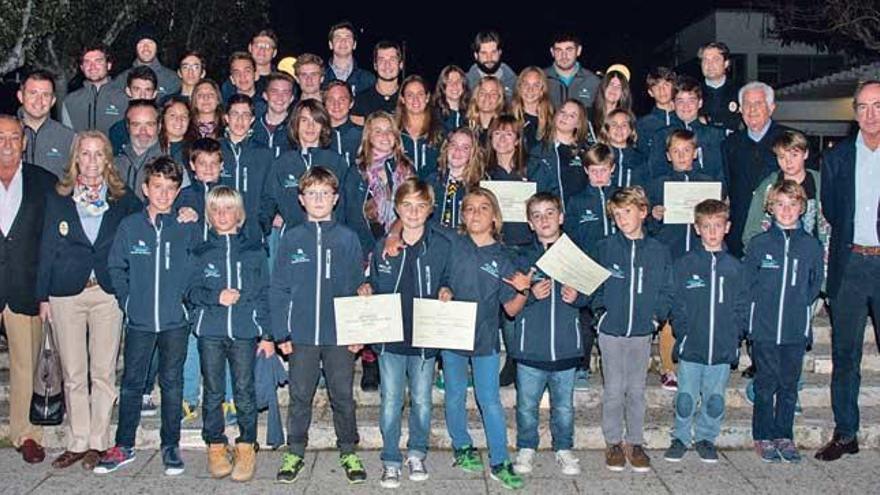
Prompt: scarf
<box><xmin>73</xmin><ymin>176</ymin><xmax>109</xmax><ymax>216</ymax></box>
<box><xmin>365</xmin><ymin>151</ymin><xmax>410</xmax><ymax>232</ymax></box>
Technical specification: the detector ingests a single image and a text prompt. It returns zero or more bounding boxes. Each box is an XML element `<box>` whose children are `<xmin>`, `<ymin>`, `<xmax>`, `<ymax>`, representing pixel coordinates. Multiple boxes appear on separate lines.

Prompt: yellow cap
<box><xmin>277</xmin><ymin>56</ymin><xmax>297</xmax><ymax>77</ymax></box>
<box><xmin>605</xmin><ymin>64</ymin><xmax>631</xmax><ymax>81</ymax></box>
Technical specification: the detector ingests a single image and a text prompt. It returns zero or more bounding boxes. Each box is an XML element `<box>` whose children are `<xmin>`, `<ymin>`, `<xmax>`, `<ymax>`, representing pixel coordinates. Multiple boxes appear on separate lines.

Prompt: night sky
<box><xmin>270</xmin><ymin>0</ymin><xmax>741</xmax><ymax>112</ymax></box>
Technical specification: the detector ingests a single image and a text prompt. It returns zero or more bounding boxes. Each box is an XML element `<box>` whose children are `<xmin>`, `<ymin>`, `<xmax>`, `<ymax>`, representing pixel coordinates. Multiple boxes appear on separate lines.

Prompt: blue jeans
<box><xmin>116</xmin><ymin>327</ymin><xmax>189</xmax><ymax>448</ymax></box>
<box><xmin>378</xmin><ymin>352</ymin><xmax>435</xmax><ymax>466</ymax></box>
<box><xmin>182</xmin><ymin>332</ymin><xmax>234</xmax><ymax>406</ymax></box>
<box><xmin>199</xmin><ymin>337</ymin><xmax>258</xmax><ymax>444</ymax></box>
<box><xmin>752</xmin><ymin>341</ymin><xmax>805</xmax><ymax>440</ymax></box>
<box><xmin>442</xmin><ymin>351</ymin><xmax>508</xmax><ymax>466</ymax></box>
<box><xmin>672</xmin><ymin>360</ymin><xmax>731</xmax><ymax>445</ymax></box>
<box><xmin>515</xmin><ymin>363</ymin><xmax>576</xmax><ymax>451</ymax></box>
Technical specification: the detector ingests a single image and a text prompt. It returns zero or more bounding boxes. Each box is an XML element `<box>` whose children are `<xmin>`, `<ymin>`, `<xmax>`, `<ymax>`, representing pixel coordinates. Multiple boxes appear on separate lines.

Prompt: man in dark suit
<box><xmin>0</xmin><ymin>115</ymin><xmax>58</xmax><ymax>463</ymax></box>
<box><xmin>817</xmin><ymin>80</ymin><xmax>880</xmax><ymax>461</ymax></box>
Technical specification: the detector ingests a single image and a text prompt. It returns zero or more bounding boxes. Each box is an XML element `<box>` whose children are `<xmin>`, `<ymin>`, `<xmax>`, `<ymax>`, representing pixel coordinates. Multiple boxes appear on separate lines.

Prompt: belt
<box><xmin>852</xmin><ymin>244</ymin><xmax>880</xmax><ymax>256</ymax></box>
<box><xmin>84</xmin><ymin>276</ymin><xmax>99</xmax><ymax>288</ymax></box>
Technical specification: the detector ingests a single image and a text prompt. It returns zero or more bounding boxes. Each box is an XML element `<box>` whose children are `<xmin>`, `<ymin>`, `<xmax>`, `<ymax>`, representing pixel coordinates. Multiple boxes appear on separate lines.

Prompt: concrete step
<box><xmin>2</xmin><ymin>404</ymin><xmax>879</xmax><ymax>451</ymax></box>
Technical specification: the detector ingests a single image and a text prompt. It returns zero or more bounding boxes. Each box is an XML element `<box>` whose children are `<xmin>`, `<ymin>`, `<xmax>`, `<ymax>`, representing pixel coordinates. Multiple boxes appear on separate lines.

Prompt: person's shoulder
<box><xmin>22</xmin><ymin>163</ymin><xmax>58</xmax><ymax>187</ymax></box>
<box><xmin>823</xmin><ymin>135</ymin><xmax>856</xmax><ymax>162</ymax></box>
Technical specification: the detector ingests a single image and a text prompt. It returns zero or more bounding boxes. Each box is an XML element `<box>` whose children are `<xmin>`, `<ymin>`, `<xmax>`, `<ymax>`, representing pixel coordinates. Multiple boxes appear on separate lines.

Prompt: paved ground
<box><xmin>3</xmin><ymin>448</ymin><xmax>879</xmax><ymax>494</ymax></box>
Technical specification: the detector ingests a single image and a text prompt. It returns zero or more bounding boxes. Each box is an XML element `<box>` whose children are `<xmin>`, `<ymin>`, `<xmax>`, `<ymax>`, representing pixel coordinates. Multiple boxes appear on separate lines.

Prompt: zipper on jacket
<box><xmin>637</xmin><ymin>267</ymin><xmax>644</xmax><ymax>294</ymax></box>
<box><xmin>791</xmin><ymin>258</ymin><xmax>799</xmax><ymax>286</ymax></box>
<box><xmin>554</xmin><ymin>142</ymin><xmax>565</xmax><ymax>208</ymax></box>
<box><xmin>678</xmin><ymin>335</ymin><xmax>688</xmax><ymax>355</ymax></box>
<box><xmin>416</xmin><ymin>258</ymin><xmax>424</xmax><ymax>297</ymax></box>
<box><xmin>196</xmin><ymin>309</ymin><xmax>205</xmax><ymax>336</ymax></box>
<box><xmin>575</xmin><ymin>317</ymin><xmax>581</xmax><ymax>349</ymax></box>
<box><xmin>708</xmin><ymin>254</ymin><xmax>717</xmax><ymax>365</ymax></box>
<box><xmin>226</xmin><ymin>235</ymin><xmax>233</xmax><ymax>339</ymax></box>
<box><xmin>325</xmin><ymin>248</ymin><xmax>332</xmax><ymax>279</ymax></box>
<box><xmin>550</xmin><ymin>280</ymin><xmax>557</xmax><ymax>361</ymax></box>
<box><xmin>776</xmin><ymin>235</ymin><xmax>791</xmax><ymax>344</ymax></box>
<box><xmin>719</xmin><ymin>276</ymin><xmax>725</xmax><ymax>304</ymax></box>
<box><xmin>153</xmin><ymin>221</ymin><xmax>163</xmax><ymax>333</ymax></box>
<box><xmin>519</xmin><ymin>317</ymin><xmax>526</xmax><ymax>352</ymax></box>
<box><xmin>393</xmin><ymin>249</ymin><xmax>407</xmax><ymax>293</ymax></box>
<box><xmin>748</xmin><ymin>302</ymin><xmax>755</xmax><ymax>335</ymax></box>
<box><xmin>617</xmin><ymin>151</ymin><xmax>624</xmax><ymax>187</ymax></box>
<box><xmin>600</xmin><ymin>187</ymin><xmax>609</xmax><ymax>236</ymax></box>
<box><xmin>243</xmin><ymin>167</ymin><xmax>249</xmax><ymax>193</ymax></box>
<box><xmin>804</xmin><ymin>305</ymin><xmax>811</xmax><ymax>338</ymax></box>
<box><xmin>425</xmin><ymin>264</ymin><xmax>432</xmax><ymax>294</ymax></box>
<box><xmin>230</xmin><ymin>142</ymin><xmax>243</xmax><ymax>190</ymax></box>
<box><xmin>315</xmin><ymin>223</ymin><xmax>323</xmax><ymax>345</ymax></box>
<box><xmin>626</xmin><ymin>240</ymin><xmax>636</xmax><ymax>337</ymax></box>
<box><xmin>165</xmin><ymin>241</ymin><xmax>171</xmax><ymax>270</ymax></box>
<box><xmin>252</xmin><ymin>309</ymin><xmax>263</xmax><ymax>337</ymax></box>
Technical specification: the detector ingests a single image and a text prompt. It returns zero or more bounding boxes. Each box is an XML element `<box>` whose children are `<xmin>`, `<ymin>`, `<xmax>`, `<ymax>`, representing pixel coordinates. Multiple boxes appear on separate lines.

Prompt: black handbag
<box><xmin>29</xmin><ymin>320</ymin><xmax>65</xmax><ymax>426</ymax></box>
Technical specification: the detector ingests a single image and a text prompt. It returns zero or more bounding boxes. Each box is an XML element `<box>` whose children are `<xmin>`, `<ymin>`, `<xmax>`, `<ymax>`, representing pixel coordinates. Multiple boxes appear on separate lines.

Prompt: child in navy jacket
<box><xmin>268</xmin><ymin>166</ymin><xmax>367</xmax><ymax>484</ymax></box>
<box><xmin>103</xmin><ymin>157</ymin><xmax>200</xmax><ymax>475</ymax></box>
<box><xmin>187</xmin><ymin>186</ymin><xmax>272</xmax><ymax>481</ymax></box>
<box><xmin>743</xmin><ymin>180</ymin><xmax>823</xmax><ymax>463</ymax></box>
<box><xmin>664</xmin><ymin>200</ymin><xmax>749</xmax><ymax>463</ymax></box>
<box><xmin>510</xmin><ymin>193</ymin><xmax>589</xmax><ymax>477</ymax></box>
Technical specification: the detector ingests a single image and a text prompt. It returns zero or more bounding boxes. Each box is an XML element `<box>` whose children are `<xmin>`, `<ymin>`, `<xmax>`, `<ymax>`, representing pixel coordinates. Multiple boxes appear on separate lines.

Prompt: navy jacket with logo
<box><xmin>187</xmin><ymin>231</ymin><xmax>271</xmax><ymax>340</ymax></box>
<box><xmin>269</xmin><ymin>220</ymin><xmax>364</xmax><ymax>346</ymax></box>
<box><xmin>269</xmin><ymin>147</ymin><xmax>348</xmax><ymax>228</ymax></box>
<box><xmin>636</xmin><ymin>106</ymin><xmax>680</xmax><ymax>156</ymax></box>
<box><xmin>220</xmin><ymin>137</ymin><xmax>274</xmax><ymax>242</ymax></box>
<box><xmin>743</xmin><ymin>224</ymin><xmax>824</xmax><ymax>345</ymax></box>
<box><xmin>339</xmin><ymin>159</ymin><xmax>406</xmax><ymax>258</ymax></box>
<box><xmin>107</xmin><ymin>210</ymin><xmax>201</xmax><ymax>333</ymax></box>
<box><xmin>610</xmin><ymin>146</ymin><xmax>648</xmax><ymax>189</ymax></box>
<box><xmin>648</xmin><ymin>120</ymin><xmax>727</xmax><ymax>183</ymax></box>
<box><xmin>592</xmin><ymin>231</ymin><xmax>674</xmax><ymax>337</ymax></box>
<box><xmin>401</xmin><ymin>132</ymin><xmax>440</xmax><ymax>178</ymax></box>
<box><xmin>647</xmin><ymin>169</ymin><xmax>722</xmax><ymax>259</ymax></box>
<box><xmin>563</xmin><ymin>183</ymin><xmax>618</xmax><ymax>256</ymax></box>
<box><xmin>509</xmin><ymin>241</ymin><xmax>589</xmax><ymax>363</ymax></box>
<box><xmin>672</xmin><ymin>244</ymin><xmax>749</xmax><ymax>365</ymax></box>
<box><xmin>528</xmin><ymin>141</ymin><xmax>584</xmax><ymax>209</ymax></box>
<box><xmin>330</xmin><ymin>120</ymin><xmax>363</xmax><ymax>168</ymax></box>
<box><xmin>323</xmin><ymin>60</ymin><xmax>377</xmax><ymax>96</ymax></box>
<box><xmin>367</xmin><ymin>229</ymin><xmax>450</xmax><ymax>357</ymax></box>
<box><xmin>251</xmin><ymin>115</ymin><xmax>291</xmax><ymax>158</ymax></box>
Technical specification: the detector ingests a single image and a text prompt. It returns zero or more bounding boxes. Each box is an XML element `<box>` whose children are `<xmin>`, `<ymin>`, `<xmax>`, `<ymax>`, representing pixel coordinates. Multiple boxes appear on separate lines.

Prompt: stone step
<box><xmin>2</xmin><ymin>404</ymin><xmax>879</xmax><ymax>451</ymax></box>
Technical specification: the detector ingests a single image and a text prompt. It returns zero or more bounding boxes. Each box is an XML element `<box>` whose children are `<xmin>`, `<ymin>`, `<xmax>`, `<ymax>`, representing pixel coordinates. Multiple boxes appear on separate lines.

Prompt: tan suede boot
<box><xmin>207</xmin><ymin>443</ymin><xmax>233</xmax><ymax>478</ymax></box>
<box><xmin>231</xmin><ymin>442</ymin><xmax>256</xmax><ymax>482</ymax></box>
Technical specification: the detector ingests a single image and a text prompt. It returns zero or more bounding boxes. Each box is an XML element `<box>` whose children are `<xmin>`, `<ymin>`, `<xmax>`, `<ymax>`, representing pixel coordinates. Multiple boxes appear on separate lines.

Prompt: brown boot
<box><xmin>231</xmin><ymin>442</ymin><xmax>256</xmax><ymax>482</ymax></box>
<box><xmin>207</xmin><ymin>443</ymin><xmax>233</xmax><ymax>478</ymax></box>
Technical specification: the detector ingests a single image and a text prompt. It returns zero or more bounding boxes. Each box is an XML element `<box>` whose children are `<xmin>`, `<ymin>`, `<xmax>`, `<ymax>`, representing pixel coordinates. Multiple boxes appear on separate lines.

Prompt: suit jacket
<box><xmin>36</xmin><ymin>186</ymin><xmax>142</xmax><ymax>301</ymax></box>
<box><xmin>0</xmin><ymin>163</ymin><xmax>57</xmax><ymax>315</ymax></box>
<box><xmin>821</xmin><ymin>135</ymin><xmax>857</xmax><ymax>298</ymax></box>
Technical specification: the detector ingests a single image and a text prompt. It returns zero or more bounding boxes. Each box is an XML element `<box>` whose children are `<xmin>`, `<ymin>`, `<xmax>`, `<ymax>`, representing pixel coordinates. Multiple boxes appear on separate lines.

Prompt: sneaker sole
<box><xmin>513</xmin><ymin>464</ymin><xmax>532</xmax><ymax>474</ymax></box>
<box><xmin>93</xmin><ymin>456</ymin><xmax>135</xmax><ymax>474</ymax></box>
<box><xmin>559</xmin><ymin>467</ymin><xmax>581</xmax><ymax>476</ymax></box>
<box><xmin>408</xmin><ymin>473</ymin><xmax>429</xmax><ymax>482</ymax></box>
<box><xmin>346</xmin><ymin>477</ymin><xmax>367</xmax><ymax>485</ymax></box>
<box><xmin>140</xmin><ymin>410</ymin><xmax>158</xmax><ymax>417</ymax></box>
<box><xmin>164</xmin><ymin>466</ymin><xmax>185</xmax><ymax>476</ymax></box>
<box><xmin>698</xmin><ymin>457</ymin><xmax>719</xmax><ymax>464</ymax></box>
<box><xmin>760</xmin><ymin>456</ymin><xmax>782</xmax><ymax>463</ymax></box>
<box><xmin>661</xmin><ymin>385</ymin><xmax>678</xmax><ymax>392</ymax></box>
<box><xmin>664</xmin><ymin>455</ymin><xmax>684</xmax><ymax>462</ymax></box>
<box><xmin>379</xmin><ymin>480</ymin><xmax>400</xmax><ymax>488</ymax></box>
<box><xmin>605</xmin><ymin>463</ymin><xmax>625</xmax><ymax>472</ymax></box>
<box><xmin>489</xmin><ymin>472</ymin><xmax>523</xmax><ymax>490</ymax></box>
<box><xmin>630</xmin><ymin>465</ymin><xmax>652</xmax><ymax>473</ymax></box>
<box><xmin>276</xmin><ymin>473</ymin><xmax>300</xmax><ymax>484</ymax></box>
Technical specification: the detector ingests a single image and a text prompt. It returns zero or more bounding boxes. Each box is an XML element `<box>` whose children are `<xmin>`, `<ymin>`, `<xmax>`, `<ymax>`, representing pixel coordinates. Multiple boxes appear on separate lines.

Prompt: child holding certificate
<box><xmin>186</xmin><ymin>186</ymin><xmax>272</xmax><ymax>481</ymax></box>
<box><xmin>268</xmin><ymin>166</ymin><xmax>367</xmax><ymax>485</ymax></box>
<box><xmin>438</xmin><ymin>188</ymin><xmax>531</xmax><ymax>490</ymax></box>
<box><xmin>510</xmin><ymin>192</ymin><xmax>589</xmax><ymax>477</ymax></box>
<box><xmin>592</xmin><ymin>186</ymin><xmax>674</xmax><ymax>473</ymax></box>
<box><xmin>357</xmin><ymin>178</ymin><xmax>451</xmax><ymax>488</ymax></box>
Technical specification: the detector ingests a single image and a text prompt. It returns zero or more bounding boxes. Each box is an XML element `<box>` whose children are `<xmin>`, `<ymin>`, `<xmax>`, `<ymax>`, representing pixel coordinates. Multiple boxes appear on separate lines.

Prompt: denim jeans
<box><xmin>116</xmin><ymin>327</ymin><xmax>189</xmax><ymax>448</ymax></box>
<box><xmin>752</xmin><ymin>341</ymin><xmax>805</xmax><ymax>440</ymax></box>
<box><xmin>672</xmin><ymin>359</ymin><xmax>731</xmax><ymax>445</ymax></box>
<box><xmin>515</xmin><ymin>363</ymin><xmax>576</xmax><ymax>451</ymax></box>
<box><xmin>830</xmin><ymin>253</ymin><xmax>880</xmax><ymax>439</ymax></box>
<box><xmin>142</xmin><ymin>346</ymin><xmax>159</xmax><ymax>396</ymax></box>
<box><xmin>378</xmin><ymin>352</ymin><xmax>435</xmax><ymax>467</ymax></box>
<box><xmin>199</xmin><ymin>336</ymin><xmax>257</xmax><ymax>444</ymax></box>
<box><xmin>442</xmin><ymin>351</ymin><xmax>509</xmax><ymax>467</ymax></box>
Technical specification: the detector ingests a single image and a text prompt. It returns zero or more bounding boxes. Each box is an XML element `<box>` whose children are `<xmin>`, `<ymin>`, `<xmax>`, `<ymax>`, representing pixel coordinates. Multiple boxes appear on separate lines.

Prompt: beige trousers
<box><xmin>659</xmin><ymin>322</ymin><xmax>677</xmax><ymax>375</ymax></box>
<box><xmin>2</xmin><ymin>306</ymin><xmax>44</xmax><ymax>447</ymax></box>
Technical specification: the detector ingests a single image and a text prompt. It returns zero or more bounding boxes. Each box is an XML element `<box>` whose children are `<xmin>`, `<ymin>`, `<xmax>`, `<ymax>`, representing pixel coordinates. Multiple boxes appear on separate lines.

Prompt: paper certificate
<box><xmin>480</xmin><ymin>180</ymin><xmax>536</xmax><ymax>223</ymax></box>
<box><xmin>411</xmin><ymin>299</ymin><xmax>477</xmax><ymax>351</ymax></box>
<box><xmin>535</xmin><ymin>233</ymin><xmax>610</xmax><ymax>296</ymax></box>
<box><xmin>333</xmin><ymin>294</ymin><xmax>404</xmax><ymax>345</ymax></box>
<box><xmin>663</xmin><ymin>182</ymin><xmax>723</xmax><ymax>224</ymax></box>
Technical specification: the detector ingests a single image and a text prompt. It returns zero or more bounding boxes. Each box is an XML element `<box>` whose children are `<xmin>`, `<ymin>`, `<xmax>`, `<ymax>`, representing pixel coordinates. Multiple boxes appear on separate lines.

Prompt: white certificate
<box><xmin>411</xmin><ymin>299</ymin><xmax>477</xmax><ymax>351</ymax></box>
<box><xmin>480</xmin><ymin>180</ymin><xmax>536</xmax><ymax>223</ymax></box>
<box><xmin>333</xmin><ymin>294</ymin><xmax>404</xmax><ymax>345</ymax></box>
<box><xmin>663</xmin><ymin>182</ymin><xmax>722</xmax><ymax>224</ymax></box>
<box><xmin>535</xmin><ymin>233</ymin><xmax>610</xmax><ymax>296</ymax></box>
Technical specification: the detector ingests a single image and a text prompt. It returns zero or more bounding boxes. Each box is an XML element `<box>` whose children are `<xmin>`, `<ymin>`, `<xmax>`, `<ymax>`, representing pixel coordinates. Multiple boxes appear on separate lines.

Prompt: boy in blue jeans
<box><xmin>744</xmin><ymin>180</ymin><xmax>823</xmax><ymax>463</ymax></box>
<box><xmin>103</xmin><ymin>157</ymin><xmax>199</xmax><ymax>475</ymax></box>
<box><xmin>269</xmin><ymin>166</ymin><xmax>367</xmax><ymax>484</ymax></box>
<box><xmin>593</xmin><ymin>186</ymin><xmax>674</xmax><ymax>473</ymax></box>
<box><xmin>511</xmin><ymin>192</ymin><xmax>589</xmax><ymax>476</ymax></box>
<box><xmin>664</xmin><ymin>200</ymin><xmax>749</xmax><ymax>463</ymax></box>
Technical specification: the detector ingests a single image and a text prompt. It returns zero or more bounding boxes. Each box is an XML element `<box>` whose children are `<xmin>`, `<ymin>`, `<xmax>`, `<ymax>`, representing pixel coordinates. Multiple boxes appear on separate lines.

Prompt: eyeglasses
<box><xmin>180</xmin><ymin>63</ymin><xmax>202</xmax><ymax>71</ymax></box>
<box><xmin>302</xmin><ymin>190</ymin><xmax>334</xmax><ymax>200</ymax></box>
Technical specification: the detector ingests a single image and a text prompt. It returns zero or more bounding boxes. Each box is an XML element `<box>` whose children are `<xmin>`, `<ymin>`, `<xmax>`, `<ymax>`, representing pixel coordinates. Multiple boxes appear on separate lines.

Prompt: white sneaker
<box><xmin>405</xmin><ymin>456</ymin><xmax>429</xmax><ymax>481</ymax></box>
<box><xmin>380</xmin><ymin>465</ymin><xmax>401</xmax><ymax>489</ymax></box>
<box><xmin>513</xmin><ymin>448</ymin><xmax>535</xmax><ymax>474</ymax></box>
<box><xmin>555</xmin><ymin>450</ymin><xmax>581</xmax><ymax>475</ymax></box>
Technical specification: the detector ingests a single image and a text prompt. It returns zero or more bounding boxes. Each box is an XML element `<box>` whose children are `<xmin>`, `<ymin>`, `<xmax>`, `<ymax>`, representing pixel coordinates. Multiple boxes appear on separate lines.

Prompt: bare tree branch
<box><xmin>0</xmin><ymin>0</ymin><xmax>35</xmax><ymax>74</ymax></box>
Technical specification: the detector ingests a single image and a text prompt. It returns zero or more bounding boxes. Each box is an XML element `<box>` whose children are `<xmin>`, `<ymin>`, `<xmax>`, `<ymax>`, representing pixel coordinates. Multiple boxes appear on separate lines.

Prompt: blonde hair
<box><xmin>57</xmin><ymin>130</ymin><xmax>128</xmax><ymax>200</ymax></box>
<box><xmin>764</xmin><ymin>179</ymin><xmax>807</xmax><ymax>214</ymax></box>
<box><xmin>511</xmin><ymin>66</ymin><xmax>554</xmax><ymax>142</ymax></box>
<box><xmin>437</xmin><ymin>127</ymin><xmax>485</xmax><ymax>188</ymax></box>
<box><xmin>206</xmin><ymin>185</ymin><xmax>246</xmax><ymax>229</ymax></box>
<box><xmin>356</xmin><ymin>111</ymin><xmax>412</xmax><ymax>173</ymax></box>
<box><xmin>467</xmin><ymin>76</ymin><xmax>506</xmax><ymax>130</ymax></box>
<box><xmin>606</xmin><ymin>186</ymin><xmax>650</xmax><ymax>217</ymax></box>
<box><xmin>394</xmin><ymin>177</ymin><xmax>435</xmax><ymax>208</ymax></box>
<box><xmin>459</xmin><ymin>187</ymin><xmax>504</xmax><ymax>239</ymax></box>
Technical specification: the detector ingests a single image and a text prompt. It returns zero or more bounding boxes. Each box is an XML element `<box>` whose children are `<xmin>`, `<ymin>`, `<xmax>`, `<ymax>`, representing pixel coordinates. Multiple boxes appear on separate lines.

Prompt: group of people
<box><xmin>1</xmin><ymin>19</ymin><xmax>877</xmax><ymax>491</ymax></box>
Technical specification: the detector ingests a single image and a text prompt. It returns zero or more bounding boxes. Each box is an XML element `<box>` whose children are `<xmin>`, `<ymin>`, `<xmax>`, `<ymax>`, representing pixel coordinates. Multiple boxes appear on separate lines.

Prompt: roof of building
<box><xmin>776</xmin><ymin>61</ymin><xmax>880</xmax><ymax>101</ymax></box>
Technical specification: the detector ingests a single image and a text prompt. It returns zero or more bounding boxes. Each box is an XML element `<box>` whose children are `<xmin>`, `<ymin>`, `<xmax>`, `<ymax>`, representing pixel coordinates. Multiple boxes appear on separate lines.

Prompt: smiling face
<box><xmin>674</xmin><ymin>90</ymin><xmax>702</xmax><ymax>123</ymax></box>
<box><xmin>264</xmin><ymin>78</ymin><xmax>294</xmax><ymax>115</ymax></box>
<box><xmin>446</xmin><ymin>131</ymin><xmax>474</xmax><ymax>177</ymax></box>
<box><xmin>142</xmin><ymin>173</ymin><xmax>180</xmax><ymax>214</ymax></box>
<box><xmin>230</xmin><ymin>58</ymin><xmax>256</xmax><ymax>93</ymax></box>
<box><xmin>395</xmin><ymin>192</ymin><xmax>432</xmax><ymax>231</ymax></box>
<box><xmin>603</xmin><ymin>76</ymin><xmax>624</xmax><ymax>106</ymax></box>
<box><xmin>224</xmin><ymin>102</ymin><xmax>255</xmax><ymax>141</ymax></box>
<box><xmin>249</xmin><ymin>35</ymin><xmax>277</xmax><ymax>67</ymax></box>
<box><xmin>17</xmin><ymin>78</ymin><xmax>56</xmax><ymax>121</ymax></box>
<box><xmin>475</xmin><ymin>41</ymin><xmax>501</xmax><ymax>73</ymax></box>
<box><xmin>296</xmin><ymin>107</ymin><xmax>322</xmax><ymax>148</ymax></box>
<box><xmin>519</xmin><ymin>70</ymin><xmax>544</xmax><ymax>106</ymax></box>
<box><xmin>296</xmin><ymin>62</ymin><xmax>323</xmax><ymax>96</ymax></box>
<box><xmin>178</xmin><ymin>55</ymin><xmax>205</xmax><ymax>86</ymax></box>
<box><xmin>0</xmin><ymin>119</ymin><xmax>24</xmax><ymax>169</ymax></box>
<box><xmin>700</xmin><ymin>47</ymin><xmax>728</xmax><ymax>81</ymax></box>
<box><xmin>768</xmin><ymin>191</ymin><xmax>804</xmax><ymax>229</ymax></box>
<box><xmin>329</xmin><ymin>27</ymin><xmax>355</xmax><ymax>57</ymax></box>
<box><xmin>402</xmin><ymin>80</ymin><xmax>429</xmax><ymax>114</ymax></box>
<box><xmin>476</xmin><ymin>79</ymin><xmax>502</xmax><ymax>114</ymax></box>
<box><xmin>554</xmin><ymin>101</ymin><xmax>581</xmax><ymax>137</ymax></box>
<box><xmin>80</xmin><ymin>50</ymin><xmax>111</xmax><ymax>83</ymax></box>
<box><xmin>855</xmin><ymin>83</ymin><xmax>880</xmax><ymax>138</ymax></box>
<box><xmin>741</xmin><ymin>88</ymin><xmax>775</xmax><ymax>133</ymax></box>
<box><xmin>127</xmin><ymin>106</ymin><xmax>159</xmax><ymax>150</ymax></box>
<box><xmin>193</xmin><ymin>83</ymin><xmax>220</xmax><ymax>115</ymax></box>
<box><xmin>367</xmin><ymin>116</ymin><xmax>395</xmax><ymax>155</ymax></box>
<box><xmin>208</xmin><ymin>202</ymin><xmax>242</xmax><ymax>235</ymax></box>
<box><xmin>75</xmin><ymin>136</ymin><xmax>108</xmax><ymax>181</ymax></box>
<box><xmin>190</xmin><ymin>151</ymin><xmax>222</xmax><ymax>183</ymax></box>
<box><xmin>323</xmin><ymin>85</ymin><xmax>352</xmax><ymax>124</ymax></box>
<box><xmin>605</xmin><ymin>112</ymin><xmax>632</xmax><ymax>147</ymax></box>
<box><xmin>462</xmin><ymin>193</ymin><xmax>498</xmax><ymax>236</ymax></box>
<box><xmin>374</xmin><ymin>47</ymin><xmax>402</xmax><ymax>81</ymax></box>
<box><xmin>491</xmin><ymin>124</ymin><xmax>518</xmax><ymax>155</ymax></box>
<box><xmin>444</xmin><ymin>70</ymin><xmax>465</xmax><ymax>102</ymax></box>
<box><xmin>136</xmin><ymin>39</ymin><xmax>157</xmax><ymax>64</ymax></box>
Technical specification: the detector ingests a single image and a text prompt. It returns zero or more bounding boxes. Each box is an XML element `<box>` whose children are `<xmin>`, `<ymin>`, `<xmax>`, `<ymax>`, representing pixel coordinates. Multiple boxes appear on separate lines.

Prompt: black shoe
<box><xmin>815</xmin><ymin>434</ymin><xmax>859</xmax><ymax>461</ymax></box>
<box><xmin>361</xmin><ymin>360</ymin><xmax>379</xmax><ymax>391</ymax></box>
<box><xmin>499</xmin><ymin>357</ymin><xmax>516</xmax><ymax>387</ymax></box>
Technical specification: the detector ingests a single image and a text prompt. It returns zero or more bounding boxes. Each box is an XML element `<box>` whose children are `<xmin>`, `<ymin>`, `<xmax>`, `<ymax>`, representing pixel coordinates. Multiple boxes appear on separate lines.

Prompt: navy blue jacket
<box><xmin>510</xmin><ymin>241</ymin><xmax>589</xmax><ymax>363</ymax></box>
<box><xmin>528</xmin><ymin>141</ymin><xmax>584</xmax><ymax>209</ymax></box>
<box><xmin>438</xmin><ymin>109</ymin><xmax>465</xmax><ymax>135</ymax></box>
<box><xmin>672</xmin><ymin>245</ymin><xmax>749</xmax><ymax>365</ymax></box>
<box><xmin>563</xmin><ymin>183</ymin><xmax>617</xmax><ymax>256</ymax></box>
<box><xmin>401</xmin><ymin>132</ymin><xmax>440</xmax><ymax>178</ymax></box>
<box><xmin>269</xmin><ymin>147</ymin><xmax>348</xmax><ymax>228</ymax></box>
<box><xmin>592</xmin><ymin>231</ymin><xmax>674</xmax><ymax>337</ymax></box>
<box><xmin>187</xmin><ymin>232</ymin><xmax>271</xmax><ymax>340</ymax></box>
<box><xmin>636</xmin><ymin>106</ymin><xmax>679</xmax><ymax>155</ymax></box>
<box><xmin>220</xmin><ymin>137</ymin><xmax>274</xmax><ymax>242</ymax></box>
<box><xmin>107</xmin><ymin>210</ymin><xmax>201</xmax><ymax>333</ymax></box>
<box><xmin>254</xmin><ymin>351</ymin><xmax>287</xmax><ymax>448</ymax></box>
<box><xmin>330</xmin><ymin>120</ymin><xmax>363</xmax><ymax>168</ymax></box>
<box><xmin>443</xmin><ymin>232</ymin><xmax>519</xmax><ymax>356</ymax></box>
<box><xmin>175</xmin><ymin>178</ymin><xmax>216</xmax><ymax>242</ymax></box>
<box><xmin>820</xmin><ymin>135</ymin><xmax>857</xmax><ymax>298</ymax></box>
<box><xmin>36</xmin><ymin>188</ymin><xmax>142</xmax><ymax>302</ymax></box>
<box><xmin>340</xmin><ymin>159</ymin><xmax>406</xmax><ymax>257</ymax></box>
<box><xmin>367</xmin><ymin>229</ymin><xmax>450</xmax><ymax>357</ymax></box>
<box><xmin>323</xmin><ymin>60</ymin><xmax>377</xmax><ymax>96</ymax></box>
<box><xmin>610</xmin><ymin>146</ymin><xmax>648</xmax><ymax>189</ymax></box>
<box><xmin>269</xmin><ymin>220</ymin><xmax>364</xmax><ymax>345</ymax></box>
<box><xmin>743</xmin><ymin>225</ymin><xmax>824</xmax><ymax>345</ymax></box>
<box><xmin>701</xmin><ymin>81</ymin><xmax>742</xmax><ymax>134</ymax></box>
<box><xmin>647</xmin><ymin>169</ymin><xmax>721</xmax><ymax>260</ymax></box>
<box><xmin>251</xmin><ymin>115</ymin><xmax>291</xmax><ymax>158</ymax></box>
<box><xmin>485</xmin><ymin>166</ymin><xmax>534</xmax><ymax>247</ymax></box>
<box><xmin>648</xmin><ymin>120</ymin><xmax>726</xmax><ymax>183</ymax></box>
<box><xmin>423</xmin><ymin>170</ymin><xmax>470</xmax><ymax>231</ymax></box>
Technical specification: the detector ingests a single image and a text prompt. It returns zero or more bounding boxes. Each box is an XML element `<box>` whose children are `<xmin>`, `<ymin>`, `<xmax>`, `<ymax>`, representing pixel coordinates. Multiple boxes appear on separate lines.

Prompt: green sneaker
<box><xmin>435</xmin><ymin>371</ymin><xmax>445</xmax><ymax>390</ymax></box>
<box><xmin>490</xmin><ymin>461</ymin><xmax>524</xmax><ymax>490</ymax></box>
<box><xmin>276</xmin><ymin>452</ymin><xmax>305</xmax><ymax>483</ymax></box>
<box><xmin>453</xmin><ymin>445</ymin><xmax>483</xmax><ymax>473</ymax></box>
<box><xmin>339</xmin><ymin>453</ymin><xmax>367</xmax><ymax>484</ymax></box>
